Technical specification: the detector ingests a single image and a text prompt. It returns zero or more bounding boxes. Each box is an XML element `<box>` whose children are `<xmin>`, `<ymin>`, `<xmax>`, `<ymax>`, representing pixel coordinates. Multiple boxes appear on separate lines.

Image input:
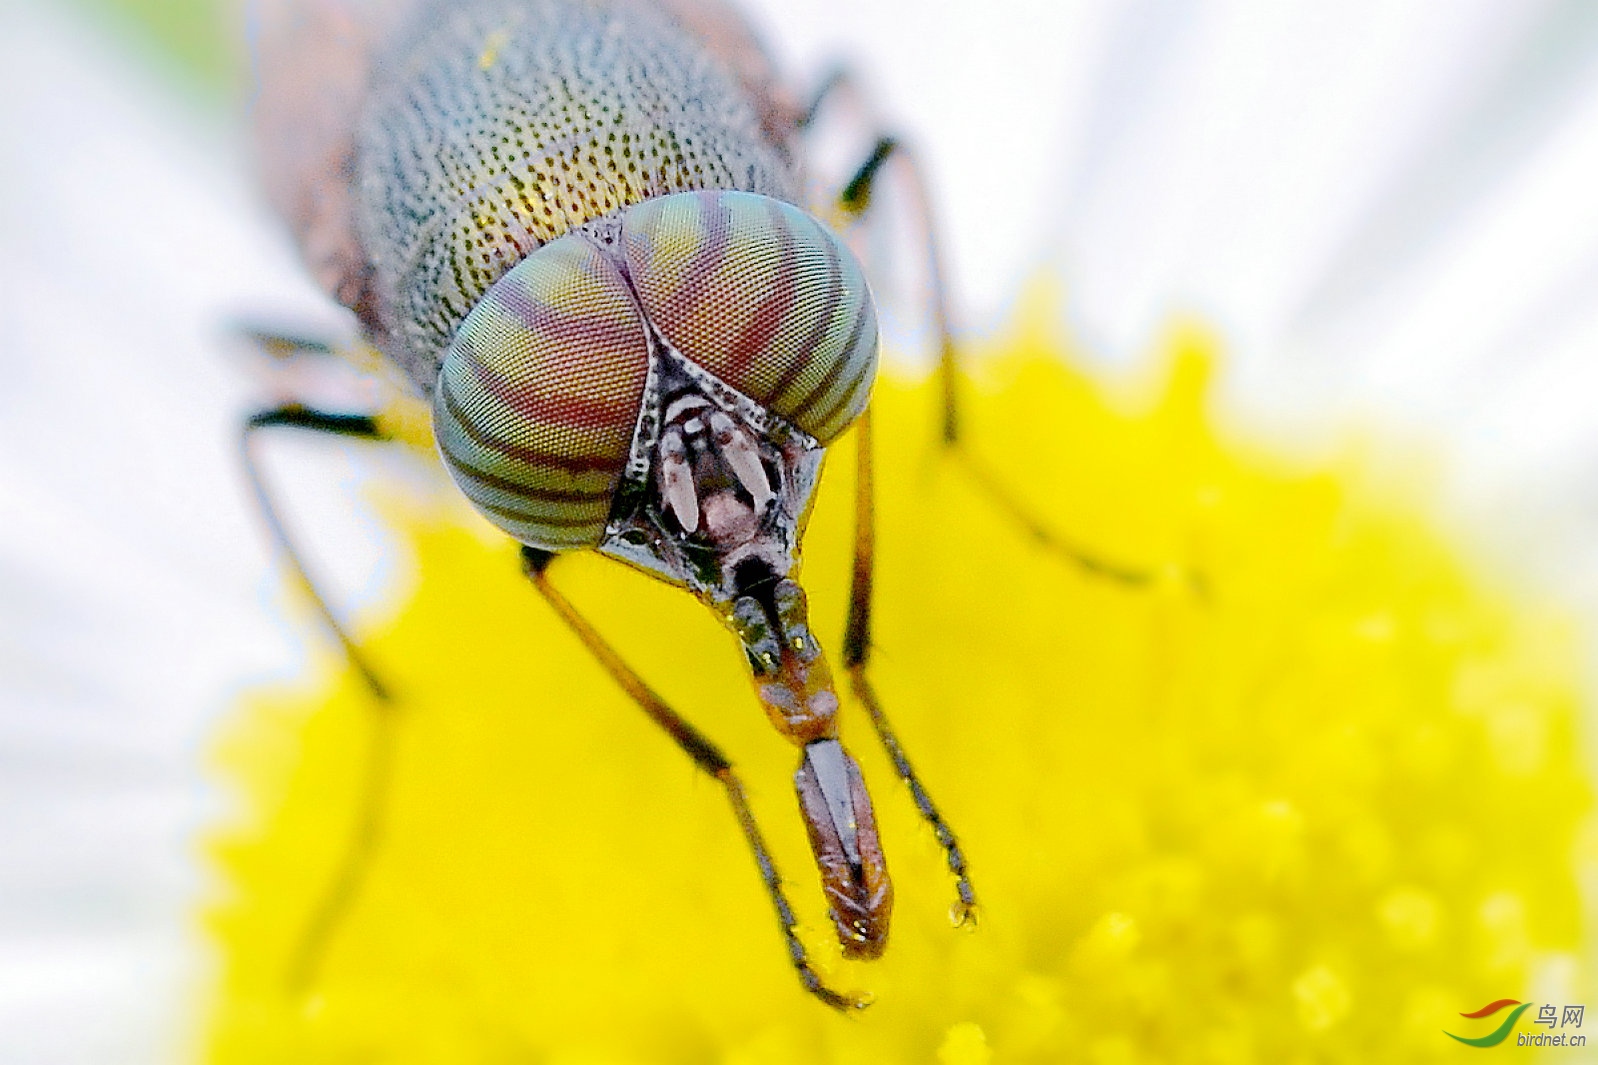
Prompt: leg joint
<box><xmin>841</xmin><ymin>136</ymin><xmax>899</xmax><ymax>214</ymax></box>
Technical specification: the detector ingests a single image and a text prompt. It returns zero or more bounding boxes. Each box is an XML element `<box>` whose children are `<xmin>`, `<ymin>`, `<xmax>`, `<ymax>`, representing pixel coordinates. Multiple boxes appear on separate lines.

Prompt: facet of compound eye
<box><xmin>433</xmin><ymin>232</ymin><xmax>651</xmax><ymax>550</ymax></box>
<box><xmin>621</xmin><ymin>190</ymin><xmax>879</xmax><ymax>444</ymax></box>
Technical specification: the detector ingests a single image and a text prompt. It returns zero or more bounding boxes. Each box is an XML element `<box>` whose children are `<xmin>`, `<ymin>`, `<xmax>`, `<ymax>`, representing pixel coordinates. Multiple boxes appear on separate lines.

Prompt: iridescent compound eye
<box><xmin>433</xmin><ymin>232</ymin><xmax>650</xmax><ymax>550</ymax></box>
<box><xmin>621</xmin><ymin>190</ymin><xmax>879</xmax><ymax>444</ymax></box>
<box><xmin>434</xmin><ymin>191</ymin><xmax>878</xmax><ymax>551</ymax></box>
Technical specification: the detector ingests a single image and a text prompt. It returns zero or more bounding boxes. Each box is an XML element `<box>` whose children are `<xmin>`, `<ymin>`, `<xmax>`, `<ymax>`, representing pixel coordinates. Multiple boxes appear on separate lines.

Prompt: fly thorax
<box><xmin>353</xmin><ymin>0</ymin><xmax>798</xmax><ymax>390</ymax></box>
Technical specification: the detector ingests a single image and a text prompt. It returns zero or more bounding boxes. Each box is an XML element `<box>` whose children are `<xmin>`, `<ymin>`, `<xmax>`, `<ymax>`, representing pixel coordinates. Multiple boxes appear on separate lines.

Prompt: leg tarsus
<box><xmin>848</xmin><ymin>666</ymin><xmax>977</xmax><ymax>927</ymax></box>
<box><xmin>720</xmin><ymin>768</ymin><xmax>869</xmax><ymax>1012</ymax></box>
<box><xmin>843</xmin><ymin>407</ymin><xmax>976</xmax><ymax>924</ymax></box>
<box><xmin>950</xmin><ymin>446</ymin><xmax>1153</xmax><ymax>588</ymax></box>
<box><xmin>948</xmin><ymin>445</ymin><xmax>1208</xmax><ymax>599</ymax></box>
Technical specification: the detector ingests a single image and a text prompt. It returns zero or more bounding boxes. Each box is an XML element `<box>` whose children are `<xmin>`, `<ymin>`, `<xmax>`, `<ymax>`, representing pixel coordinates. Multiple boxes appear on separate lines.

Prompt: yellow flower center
<box><xmin>205</xmin><ymin>292</ymin><xmax>1590</xmax><ymax>1062</ymax></box>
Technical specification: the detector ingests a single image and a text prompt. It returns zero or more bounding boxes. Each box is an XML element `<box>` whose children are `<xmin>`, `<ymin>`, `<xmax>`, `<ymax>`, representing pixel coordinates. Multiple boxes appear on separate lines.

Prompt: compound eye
<box><xmin>621</xmin><ymin>190</ymin><xmax>878</xmax><ymax>444</ymax></box>
<box><xmin>434</xmin><ymin>232</ymin><xmax>650</xmax><ymax>550</ymax></box>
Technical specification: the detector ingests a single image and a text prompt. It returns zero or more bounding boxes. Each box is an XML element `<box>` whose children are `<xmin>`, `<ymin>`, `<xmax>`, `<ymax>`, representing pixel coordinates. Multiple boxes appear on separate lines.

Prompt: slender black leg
<box><xmin>803</xmin><ymin>70</ymin><xmax>959</xmax><ymax>444</ymax></box>
<box><xmin>840</xmin><ymin>409</ymin><xmax>977</xmax><ymax>926</ymax></box>
<box><xmin>817</xmin><ymin>111</ymin><xmax>1174</xmax><ymax>589</ymax></box>
<box><xmin>520</xmin><ymin>547</ymin><xmax>867</xmax><ymax>1011</ymax></box>
<box><xmin>240</xmin><ymin>402</ymin><xmax>399</xmax><ymax>993</ymax></box>
<box><xmin>242</xmin><ymin>407</ymin><xmax>394</xmax><ymax>698</ymax></box>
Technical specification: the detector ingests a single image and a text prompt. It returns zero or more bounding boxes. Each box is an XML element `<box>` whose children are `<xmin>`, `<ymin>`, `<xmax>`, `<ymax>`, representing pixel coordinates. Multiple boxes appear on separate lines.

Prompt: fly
<box><xmin>249</xmin><ymin>0</ymin><xmax>977</xmax><ymax>1009</ymax></box>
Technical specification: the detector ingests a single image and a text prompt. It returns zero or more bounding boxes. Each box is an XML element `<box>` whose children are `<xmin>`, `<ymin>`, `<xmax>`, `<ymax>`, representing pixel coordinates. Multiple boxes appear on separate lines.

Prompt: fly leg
<box><xmin>520</xmin><ymin>547</ymin><xmax>868</xmax><ymax>1012</ymax></box>
<box><xmin>800</xmin><ymin>70</ymin><xmax>958</xmax><ymax>441</ymax></box>
<box><xmin>240</xmin><ymin>346</ymin><xmax>402</xmax><ymax>995</ymax></box>
<box><xmin>806</xmin><ymin>84</ymin><xmax>1175</xmax><ymax>589</ymax></box>
<box><xmin>243</xmin><ymin>406</ymin><xmax>395</xmax><ymax>700</ymax></box>
<box><xmin>841</xmin><ymin>408</ymin><xmax>976</xmax><ymax>926</ymax></box>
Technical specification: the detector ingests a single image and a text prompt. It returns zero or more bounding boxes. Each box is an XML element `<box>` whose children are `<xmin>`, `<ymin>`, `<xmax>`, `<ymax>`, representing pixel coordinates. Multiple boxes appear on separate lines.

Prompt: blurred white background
<box><xmin>4</xmin><ymin>0</ymin><xmax>1598</xmax><ymax>1060</ymax></box>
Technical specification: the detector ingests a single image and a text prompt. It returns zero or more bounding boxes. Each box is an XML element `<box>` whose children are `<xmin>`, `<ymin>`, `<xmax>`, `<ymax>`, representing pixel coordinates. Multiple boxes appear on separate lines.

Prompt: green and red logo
<box><xmin>1446</xmin><ymin>999</ymin><xmax>1531</xmax><ymax>1047</ymax></box>
<box><xmin>1447</xmin><ymin>999</ymin><xmax>1588</xmax><ymax>1047</ymax></box>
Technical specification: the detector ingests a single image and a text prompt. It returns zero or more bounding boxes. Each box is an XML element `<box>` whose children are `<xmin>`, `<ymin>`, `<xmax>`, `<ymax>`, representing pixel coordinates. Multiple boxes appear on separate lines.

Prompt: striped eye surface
<box><xmin>434</xmin><ymin>232</ymin><xmax>650</xmax><ymax>550</ymax></box>
<box><xmin>622</xmin><ymin>191</ymin><xmax>878</xmax><ymax>443</ymax></box>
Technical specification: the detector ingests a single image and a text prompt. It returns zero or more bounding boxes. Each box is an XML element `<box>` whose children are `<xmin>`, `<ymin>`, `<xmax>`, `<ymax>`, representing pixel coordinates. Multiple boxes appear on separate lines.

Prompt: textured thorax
<box><xmin>355</xmin><ymin>0</ymin><xmax>800</xmax><ymax>391</ymax></box>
